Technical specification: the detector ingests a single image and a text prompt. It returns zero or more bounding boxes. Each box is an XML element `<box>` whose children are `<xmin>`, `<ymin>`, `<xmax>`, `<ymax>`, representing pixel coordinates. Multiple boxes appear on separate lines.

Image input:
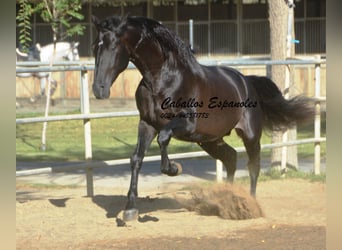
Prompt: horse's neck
<box><xmin>132</xmin><ymin>37</ymin><xmax>177</xmax><ymax>73</ymax></box>
<box><xmin>129</xmin><ymin>30</ymin><xmax>203</xmax><ymax>83</ymax></box>
<box><xmin>133</xmin><ymin>48</ymin><xmax>203</xmax><ymax>86</ymax></box>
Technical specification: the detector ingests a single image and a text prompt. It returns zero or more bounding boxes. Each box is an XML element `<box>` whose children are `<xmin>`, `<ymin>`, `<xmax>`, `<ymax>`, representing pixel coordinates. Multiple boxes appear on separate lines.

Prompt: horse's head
<box><xmin>66</xmin><ymin>42</ymin><xmax>80</xmax><ymax>61</ymax></box>
<box><xmin>91</xmin><ymin>15</ymin><xmax>131</xmax><ymax>99</ymax></box>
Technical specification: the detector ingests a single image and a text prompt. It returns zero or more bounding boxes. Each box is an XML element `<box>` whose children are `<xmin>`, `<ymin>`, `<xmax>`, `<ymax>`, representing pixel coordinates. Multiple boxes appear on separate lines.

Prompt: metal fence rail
<box><xmin>16</xmin><ymin>58</ymin><xmax>326</xmax><ymax>69</ymax></box>
<box><xmin>16</xmin><ymin>111</ymin><xmax>140</xmax><ymax>124</ymax></box>
<box><xmin>16</xmin><ymin>58</ymin><xmax>326</xmax><ymax>196</ymax></box>
<box><xmin>16</xmin><ymin>137</ymin><xmax>326</xmax><ymax>177</ymax></box>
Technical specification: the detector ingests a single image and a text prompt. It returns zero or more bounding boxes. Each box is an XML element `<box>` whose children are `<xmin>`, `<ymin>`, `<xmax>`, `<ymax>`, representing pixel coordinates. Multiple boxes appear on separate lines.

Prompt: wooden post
<box><xmin>268</xmin><ymin>0</ymin><xmax>298</xmax><ymax>174</ymax></box>
<box><xmin>281</xmin><ymin>0</ymin><xmax>294</xmax><ymax>172</ymax></box>
<box><xmin>236</xmin><ymin>0</ymin><xmax>243</xmax><ymax>56</ymax></box>
<box><xmin>208</xmin><ymin>0</ymin><xmax>211</xmax><ymax>57</ymax></box>
<box><xmin>81</xmin><ymin>70</ymin><xmax>93</xmax><ymax>196</ymax></box>
<box><xmin>189</xmin><ymin>19</ymin><xmax>194</xmax><ymax>51</ymax></box>
<box><xmin>314</xmin><ymin>56</ymin><xmax>321</xmax><ymax>175</ymax></box>
<box><xmin>216</xmin><ymin>160</ymin><xmax>223</xmax><ymax>182</ymax></box>
<box><xmin>269</xmin><ymin>0</ymin><xmax>288</xmax><ymax>172</ymax></box>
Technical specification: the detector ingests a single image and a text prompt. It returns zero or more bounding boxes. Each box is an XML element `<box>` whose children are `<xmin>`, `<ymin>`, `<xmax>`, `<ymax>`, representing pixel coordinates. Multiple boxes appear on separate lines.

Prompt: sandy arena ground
<box><xmin>16</xmin><ymin>178</ymin><xmax>326</xmax><ymax>249</ymax></box>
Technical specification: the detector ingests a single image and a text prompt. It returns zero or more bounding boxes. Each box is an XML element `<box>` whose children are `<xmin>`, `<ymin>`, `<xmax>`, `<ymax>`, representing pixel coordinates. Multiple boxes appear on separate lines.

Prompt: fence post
<box><xmin>81</xmin><ymin>70</ymin><xmax>94</xmax><ymax>196</ymax></box>
<box><xmin>314</xmin><ymin>56</ymin><xmax>321</xmax><ymax>175</ymax></box>
<box><xmin>189</xmin><ymin>19</ymin><xmax>194</xmax><ymax>51</ymax></box>
<box><xmin>216</xmin><ymin>160</ymin><xmax>223</xmax><ymax>182</ymax></box>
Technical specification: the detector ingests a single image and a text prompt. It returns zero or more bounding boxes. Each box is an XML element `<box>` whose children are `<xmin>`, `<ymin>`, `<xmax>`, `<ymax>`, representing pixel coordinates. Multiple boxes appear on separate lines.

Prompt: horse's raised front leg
<box><xmin>157</xmin><ymin>115</ymin><xmax>195</xmax><ymax>176</ymax></box>
<box><xmin>124</xmin><ymin>119</ymin><xmax>156</xmax><ymax>221</ymax></box>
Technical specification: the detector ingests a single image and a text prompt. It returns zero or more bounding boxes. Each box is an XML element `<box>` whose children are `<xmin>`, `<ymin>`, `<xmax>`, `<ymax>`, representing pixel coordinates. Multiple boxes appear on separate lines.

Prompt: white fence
<box><xmin>16</xmin><ymin>58</ymin><xmax>326</xmax><ymax>196</ymax></box>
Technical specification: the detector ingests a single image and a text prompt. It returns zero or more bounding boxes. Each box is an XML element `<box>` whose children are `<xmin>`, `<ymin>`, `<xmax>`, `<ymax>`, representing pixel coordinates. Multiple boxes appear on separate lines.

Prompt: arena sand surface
<box><xmin>16</xmin><ymin>178</ymin><xmax>326</xmax><ymax>249</ymax></box>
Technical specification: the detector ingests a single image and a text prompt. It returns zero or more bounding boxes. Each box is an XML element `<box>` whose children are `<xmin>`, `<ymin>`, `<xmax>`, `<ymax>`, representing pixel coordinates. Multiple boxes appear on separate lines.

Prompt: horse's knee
<box><xmin>227</xmin><ymin>148</ymin><xmax>237</xmax><ymax>163</ymax></box>
<box><xmin>130</xmin><ymin>154</ymin><xmax>143</xmax><ymax>170</ymax></box>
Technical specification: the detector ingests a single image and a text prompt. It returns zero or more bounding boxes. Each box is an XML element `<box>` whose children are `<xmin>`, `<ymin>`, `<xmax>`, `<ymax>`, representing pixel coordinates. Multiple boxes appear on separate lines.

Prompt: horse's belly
<box><xmin>195</xmin><ymin>109</ymin><xmax>241</xmax><ymax>138</ymax></box>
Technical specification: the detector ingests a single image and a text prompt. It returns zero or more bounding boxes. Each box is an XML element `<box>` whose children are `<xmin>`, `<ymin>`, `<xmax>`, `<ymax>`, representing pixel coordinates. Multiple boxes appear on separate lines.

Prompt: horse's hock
<box><xmin>184</xmin><ymin>183</ymin><xmax>263</xmax><ymax>220</ymax></box>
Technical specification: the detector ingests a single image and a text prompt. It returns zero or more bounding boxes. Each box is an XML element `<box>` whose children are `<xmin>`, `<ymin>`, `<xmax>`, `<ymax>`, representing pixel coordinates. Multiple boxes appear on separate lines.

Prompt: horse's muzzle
<box><xmin>92</xmin><ymin>83</ymin><xmax>110</xmax><ymax>99</ymax></box>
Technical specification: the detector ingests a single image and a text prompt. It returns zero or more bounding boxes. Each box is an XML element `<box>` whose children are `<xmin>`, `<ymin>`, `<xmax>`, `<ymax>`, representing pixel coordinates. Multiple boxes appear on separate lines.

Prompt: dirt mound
<box><xmin>185</xmin><ymin>183</ymin><xmax>263</xmax><ymax>220</ymax></box>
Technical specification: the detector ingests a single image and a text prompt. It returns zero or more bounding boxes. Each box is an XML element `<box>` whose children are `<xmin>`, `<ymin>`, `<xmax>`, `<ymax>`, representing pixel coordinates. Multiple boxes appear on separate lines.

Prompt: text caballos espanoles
<box><xmin>161</xmin><ymin>97</ymin><xmax>257</xmax><ymax>110</ymax></box>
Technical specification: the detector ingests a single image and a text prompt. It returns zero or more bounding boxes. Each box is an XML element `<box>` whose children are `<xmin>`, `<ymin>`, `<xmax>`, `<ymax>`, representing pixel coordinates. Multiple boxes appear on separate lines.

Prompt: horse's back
<box><xmin>200</xmin><ymin>65</ymin><xmax>248</xmax><ymax>102</ymax></box>
<box><xmin>40</xmin><ymin>42</ymin><xmax>72</xmax><ymax>61</ymax></box>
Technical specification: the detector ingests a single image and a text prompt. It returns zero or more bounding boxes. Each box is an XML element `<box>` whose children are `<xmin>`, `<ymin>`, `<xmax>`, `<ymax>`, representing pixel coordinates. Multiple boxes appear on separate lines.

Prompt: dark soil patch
<box><xmin>77</xmin><ymin>225</ymin><xmax>325</xmax><ymax>250</ymax></box>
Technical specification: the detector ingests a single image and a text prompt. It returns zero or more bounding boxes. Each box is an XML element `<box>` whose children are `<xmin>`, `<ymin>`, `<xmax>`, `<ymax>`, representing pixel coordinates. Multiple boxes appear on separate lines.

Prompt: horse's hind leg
<box><xmin>235</xmin><ymin>128</ymin><xmax>261</xmax><ymax>197</ymax></box>
<box><xmin>39</xmin><ymin>77</ymin><xmax>47</xmax><ymax>96</ymax></box>
<box><xmin>124</xmin><ymin>119</ymin><xmax>157</xmax><ymax>221</ymax></box>
<box><xmin>49</xmin><ymin>79</ymin><xmax>58</xmax><ymax>106</ymax></box>
<box><xmin>199</xmin><ymin>139</ymin><xmax>237</xmax><ymax>182</ymax></box>
<box><xmin>49</xmin><ymin>78</ymin><xmax>57</xmax><ymax>96</ymax></box>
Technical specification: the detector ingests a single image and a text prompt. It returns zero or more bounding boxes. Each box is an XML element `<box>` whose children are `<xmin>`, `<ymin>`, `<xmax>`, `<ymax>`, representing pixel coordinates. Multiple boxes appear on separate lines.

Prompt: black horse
<box><xmin>91</xmin><ymin>15</ymin><xmax>314</xmax><ymax>221</ymax></box>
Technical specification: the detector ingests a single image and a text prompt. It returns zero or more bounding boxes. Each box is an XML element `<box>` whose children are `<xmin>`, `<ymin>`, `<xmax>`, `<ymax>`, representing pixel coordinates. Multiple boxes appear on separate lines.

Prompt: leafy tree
<box><xmin>16</xmin><ymin>0</ymin><xmax>36</xmax><ymax>52</ymax></box>
<box><xmin>17</xmin><ymin>0</ymin><xmax>85</xmax><ymax>48</ymax></box>
<box><xmin>17</xmin><ymin>0</ymin><xmax>85</xmax><ymax>151</ymax></box>
<box><xmin>37</xmin><ymin>0</ymin><xmax>85</xmax><ymax>43</ymax></box>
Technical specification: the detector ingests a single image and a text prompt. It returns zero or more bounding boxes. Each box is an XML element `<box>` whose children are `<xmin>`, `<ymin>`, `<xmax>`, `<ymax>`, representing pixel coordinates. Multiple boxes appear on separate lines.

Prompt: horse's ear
<box><xmin>35</xmin><ymin>43</ymin><xmax>41</xmax><ymax>51</ymax></box>
<box><xmin>121</xmin><ymin>13</ymin><xmax>129</xmax><ymax>23</ymax></box>
<box><xmin>117</xmin><ymin>13</ymin><xmax>129</xmax><ymax>35</ymax></box>
<box><xmin>91</xmin><ymin>15</ymin><xmax>100</xmax><ymax>28</ymax></box>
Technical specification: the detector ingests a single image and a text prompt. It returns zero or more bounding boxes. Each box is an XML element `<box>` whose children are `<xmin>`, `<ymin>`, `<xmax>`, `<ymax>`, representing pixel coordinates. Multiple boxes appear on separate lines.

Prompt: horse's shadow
<box><xmin>91</xmin><ymin>194</ymin><xmax>185</xmax><ymax>219</ymax></box>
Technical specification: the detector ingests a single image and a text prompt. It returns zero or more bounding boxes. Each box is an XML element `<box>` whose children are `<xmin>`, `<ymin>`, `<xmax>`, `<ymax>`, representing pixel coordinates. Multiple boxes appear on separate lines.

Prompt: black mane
<box><xmin>130</xmin><ymin>17</ymin><xmax>197</xmax><ymax>66</ymax></box>
<box><xmin>102</xmin><ymin>16</ymin><xmax>198</xmax><ymax>68</ymax></box>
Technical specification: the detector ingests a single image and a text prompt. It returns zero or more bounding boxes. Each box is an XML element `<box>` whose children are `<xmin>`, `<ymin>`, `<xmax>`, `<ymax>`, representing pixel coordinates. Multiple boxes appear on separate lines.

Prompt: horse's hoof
<box><xmin>123</xmin><ymin>208</ymin><xmax>139</xmax><ymax>222</ymax></box>
<box><xmin>170</xmin><ymin>161</ymin><xmax>182</xmax><ymax>176</ymax></box>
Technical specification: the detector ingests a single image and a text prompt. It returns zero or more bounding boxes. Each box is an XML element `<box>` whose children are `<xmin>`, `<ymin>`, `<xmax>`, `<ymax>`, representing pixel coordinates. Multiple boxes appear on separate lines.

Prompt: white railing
<box><xmin>16</xmin><ymin>58</ymin><xmax>326</xmax><ymax>196</ymax></box>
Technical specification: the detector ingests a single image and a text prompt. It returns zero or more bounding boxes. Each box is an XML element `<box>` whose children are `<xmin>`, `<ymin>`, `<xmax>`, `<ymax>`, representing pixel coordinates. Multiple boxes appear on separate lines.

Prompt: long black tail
<box><xmin>246</xmin><ymin>75</ymin><xmax>315</xmax><ymax>131</ymax></box>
